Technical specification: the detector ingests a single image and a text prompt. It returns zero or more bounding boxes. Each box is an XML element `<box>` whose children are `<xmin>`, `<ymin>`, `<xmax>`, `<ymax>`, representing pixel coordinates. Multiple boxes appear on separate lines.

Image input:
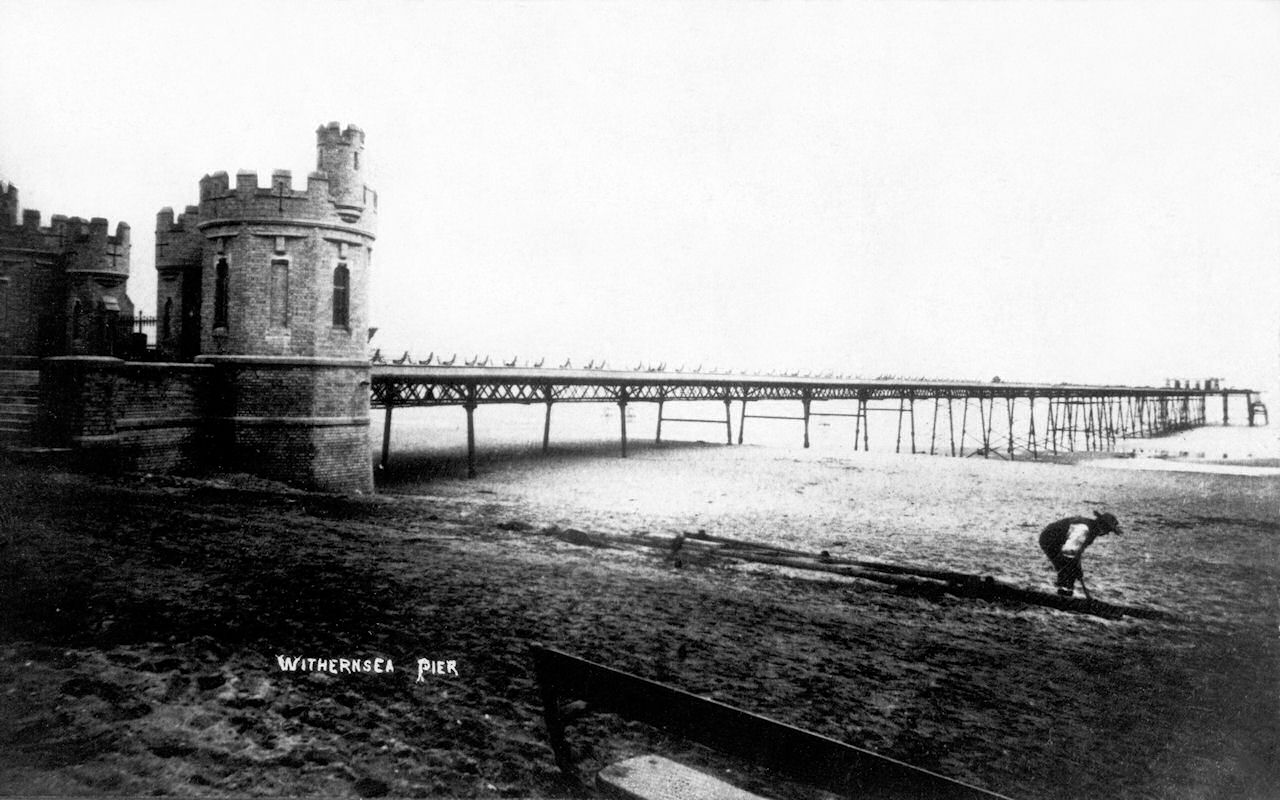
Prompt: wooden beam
<box><xmin>532</xmin><ymin>646</ymin><xmax>1015</xmax><ymax>800</ymax></box>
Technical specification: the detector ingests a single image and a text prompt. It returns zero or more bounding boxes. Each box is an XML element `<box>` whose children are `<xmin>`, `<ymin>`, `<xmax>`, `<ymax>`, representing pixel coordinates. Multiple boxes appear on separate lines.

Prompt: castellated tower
<box><xmin>0</xmin><ymin>182</ymin><xmax>133</xmax><ymax>358</ymax></box>
<box><xmin>154</xmin><ymin>123</ymin><xmax>377</xmax><ymax>492</ymax></box>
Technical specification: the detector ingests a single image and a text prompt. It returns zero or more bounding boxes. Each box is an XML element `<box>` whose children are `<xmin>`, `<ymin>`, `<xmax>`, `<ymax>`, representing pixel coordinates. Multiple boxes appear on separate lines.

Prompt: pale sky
<box><xmin>2</xmin><ymin>0</ymin><xmax>1277</xmax><ymax>393</ymax></box>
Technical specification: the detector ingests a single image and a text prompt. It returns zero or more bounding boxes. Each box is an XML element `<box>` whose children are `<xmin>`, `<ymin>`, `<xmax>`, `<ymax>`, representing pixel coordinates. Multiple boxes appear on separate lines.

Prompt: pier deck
<box><xmin>370</xmin><ymin>366</ymin><xmax>1260</xmax><ymax>477</ymax></box>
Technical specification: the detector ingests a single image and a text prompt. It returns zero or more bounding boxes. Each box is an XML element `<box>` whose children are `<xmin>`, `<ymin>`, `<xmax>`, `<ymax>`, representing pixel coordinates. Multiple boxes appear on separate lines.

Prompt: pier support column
<box><xmin>1005</xmin><ymin>397</ymin><xmax>1015</xmax><ymax>460</ymax></box>
<box><xmin>1222</xmin><ymin>391</ymin><xmax>1229</xmax><ymax>425</ymax></box>
<box><xmin>465</xmin><ymin>384</ymin><xmax>478</xmax><ymax>479</ymax></box>
<box><xmin>895</xmin><ymin>397</ymin><xmax>905</xmax><ymax>454</ymax></box>
<box><xmin>909</xmin><ymin>396</ymin><xmax>917</xmax><ymax>454</ymax></box>
<box><xmin>737</xmin><ymin>399</ymin><xmax>747</xmax><ymax>445</ymax></box>
<box><xmin>861</xmin><ymin>397</ymin><xmax>870</xmax><ymax>451</ymax></box>
<box><xmin>980</xmin><ymin>396</ymin><xmax>993</xmax><ymax>458</ymax></box>
<box><xmin>1027</xmin><ymin>397</ymin><xmax>1037</xmax><ymax>459</ymax></box>
<box><xmin>724</xmin><ymin>397</ymin><xmax>733</xmax><ymax>445</ymax></box>
<box><xmin>929</xmin><ymin>397</ymin><xmax>940</xmax><ymax>455</ymax></box>
<box><xmin>542</xmin><ymin>400</ymin><xmax>553</xmax><ymax>452</ymax></box>
<box><xmin>380</xmin><ymin>403</ymin><xmax>393</xmax><ymax>470</ymax></box>
<box><xmin>655</xmin><ymin>399</ymin><xmax>664</xmax><ymax>443</ymax></box>
<box><xmin>947</xmin><ymin>397</ymin><xmax>956</xmax><ymax>457</ymax></box>
<box><xmin>619</xmin><ymin>390</ymin><xmax>629</xmax><ymax>457</ymax></box>
<box><xmin>802</xmin><ymin>397</ymin><xmax>812</xmax><ymax>449</ymax></box>
<box><xmin>853</xmin><ymin>397</ymin><xmax>864</xmax><ymax>451</ymax></box>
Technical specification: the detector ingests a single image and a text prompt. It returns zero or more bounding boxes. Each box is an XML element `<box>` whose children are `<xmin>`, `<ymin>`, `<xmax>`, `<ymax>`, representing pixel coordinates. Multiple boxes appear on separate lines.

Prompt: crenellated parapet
<box><xmin>155</xmin><ymin>204</ymin><xmax>204</xmax><ymax>274</ymax></box>
<box><xmin>0</xmin><ymin>182</ymin><xmax>131</xmax><ymax>278</ymax></box>
<box><xmin>191</xmin><ymin>159</ymin><xmax>376</xmax><ymax>235</ymax></box>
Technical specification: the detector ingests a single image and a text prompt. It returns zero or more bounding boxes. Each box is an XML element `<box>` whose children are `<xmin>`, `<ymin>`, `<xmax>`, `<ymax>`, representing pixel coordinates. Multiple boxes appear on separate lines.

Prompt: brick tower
<box><xmin>0</xmin><ymin>183</ymin><xmax>134</xmax><ymax>359</ymax></box>
<box><xmin>155</xmin><ymin>123</ymin><xmax>377</xmax><ymax>492</ymax></box>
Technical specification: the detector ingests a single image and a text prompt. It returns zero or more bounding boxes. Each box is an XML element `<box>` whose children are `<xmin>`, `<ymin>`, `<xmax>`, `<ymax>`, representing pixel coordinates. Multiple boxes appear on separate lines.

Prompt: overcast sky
<box><xmin>2</xmin><ymin>0</ymin><xmax>1277</xmax><ymax>392</ymax></box>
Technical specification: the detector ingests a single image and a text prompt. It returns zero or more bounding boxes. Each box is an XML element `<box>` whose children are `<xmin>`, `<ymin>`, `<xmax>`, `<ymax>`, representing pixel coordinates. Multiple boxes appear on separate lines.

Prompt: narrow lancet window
<box><xmin>332</xmin><ymin>263</ymin><xmax>350</xmax><ymax>328</ymax></box>
<box><xmin>270</xmin><ymin>259</ymin><xmax>289</xmax><ymax>327</ymax></box>
<box><xmin>214</xmin><ymin>257</ymin><xmax>229</xmax><ymax>329</ymax></box>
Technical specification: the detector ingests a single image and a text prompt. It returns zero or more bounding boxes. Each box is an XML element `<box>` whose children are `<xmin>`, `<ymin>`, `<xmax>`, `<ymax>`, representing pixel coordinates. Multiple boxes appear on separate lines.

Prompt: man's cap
<box><xmin>1093</xmin><ymin>510</ymin><xmax>1122</xmax><ymax>534</ymax></box>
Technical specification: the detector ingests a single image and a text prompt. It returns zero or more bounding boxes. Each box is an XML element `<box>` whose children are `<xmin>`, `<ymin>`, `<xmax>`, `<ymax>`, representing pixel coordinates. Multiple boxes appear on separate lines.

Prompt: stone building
<box><xmin>0</xmin><ymin>183</ymin><xmax>134</xmax><ymax>362</ymax></box>
<box><xmin>150</xmin><ymin>122</ymin><xmax>378</xmax><ymax>491</ymax></box>
<box><xmin>32</xmin><ymin>123</ymin><xmax>377</xmax><ymax>493</ymax></box>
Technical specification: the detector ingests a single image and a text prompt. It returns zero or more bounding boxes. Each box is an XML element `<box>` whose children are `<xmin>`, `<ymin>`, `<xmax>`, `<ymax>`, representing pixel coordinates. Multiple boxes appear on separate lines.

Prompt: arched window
<box><xmin>332</xmin><ymin>263</ymin><xmax>350</xmax><ymax>328</ymax></box>
<box><xmin>162</xmin><ymin>297</ymin><xmax>173</xmax><ymax>341</ymax></box>
<box><xmin>214</xmin><ymin>257</ymin><xmax>229</xmax><ymax>329</ymax></box>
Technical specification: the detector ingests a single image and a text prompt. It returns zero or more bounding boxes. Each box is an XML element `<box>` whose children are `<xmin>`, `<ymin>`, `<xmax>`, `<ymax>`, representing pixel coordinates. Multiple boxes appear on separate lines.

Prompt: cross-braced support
<box><xmin>369</xmin><ymin>367</ymin><xmax>1255</xmax><ymax>477</ymax></box>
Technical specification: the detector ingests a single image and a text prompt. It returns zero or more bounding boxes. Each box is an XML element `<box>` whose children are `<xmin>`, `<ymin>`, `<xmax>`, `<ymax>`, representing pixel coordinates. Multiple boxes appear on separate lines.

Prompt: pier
<box><xmin>370</xmin><ymin>366</ymin><xmax>1260</xmax><ymax>477</ymax></box>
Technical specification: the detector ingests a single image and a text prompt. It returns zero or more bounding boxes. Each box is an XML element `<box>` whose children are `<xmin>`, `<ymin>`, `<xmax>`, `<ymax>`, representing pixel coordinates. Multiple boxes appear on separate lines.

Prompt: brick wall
<box><xmin>0</xmin><ymin>255</ymin><xmax>63</xmax><ymax>356</ymax></box>
<box><xmin>114</xmin><ymin>363</ymin><xmax>213</xmax><ymax>472</ymax></box>
<box><xmin>36</xmin><ymin>354</ymin><xmax>374</xmax><ymax>492</ymax></box>
<box><xmin>37</xmin><ymin>357</ymin><xmax>214</xmax><ymax>473</ymax></box>
<box><xmin>199</xmin><ymin>355</ymin><xmax>373</xmax><ymax>493</ymax></box>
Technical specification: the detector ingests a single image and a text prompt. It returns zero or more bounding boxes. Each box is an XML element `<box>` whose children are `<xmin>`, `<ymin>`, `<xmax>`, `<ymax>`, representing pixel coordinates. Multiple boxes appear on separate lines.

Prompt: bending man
<box><xmin>1039</xmin><ymin>510</ymin><xmax>1123</xmax><ymax>598</ymax></box>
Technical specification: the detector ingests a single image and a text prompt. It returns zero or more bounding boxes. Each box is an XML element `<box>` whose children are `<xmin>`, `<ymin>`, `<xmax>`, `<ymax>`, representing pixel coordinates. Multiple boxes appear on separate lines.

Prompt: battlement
<box><xmin>1</xmin><ymin>182</ymin><xmax>18</xmax><ymax>226</ymax></box>
<box><xmin>1</xmin><ymin>182</ymin><xmax>131</xmax><ymax>276</ymax></box>
<box><xmin>156</xmin><ymin>205</ymin><xmax>202</xmax><ymax>233</ymax></box>
<box><xmin>317</xmin><ymin>121</ymin><xmax>365</xmax><ymax>147</ymax></box>
<box><xmin>155</xmin><ymin>204</ymin><xmax>204</xmax><ymax>271</ymax></box>
<box><xmin>193</xmin><ymin>164</ymin><xmax>374</xmax><ymax>230</ymax></box>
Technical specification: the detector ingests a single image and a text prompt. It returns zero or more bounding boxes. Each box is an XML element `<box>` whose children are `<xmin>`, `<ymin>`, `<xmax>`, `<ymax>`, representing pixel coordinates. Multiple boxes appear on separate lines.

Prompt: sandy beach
<box><xmin>1</xmin><ymin>422</ymin><xmax>1276</xmax><ymax>799</ymax></box>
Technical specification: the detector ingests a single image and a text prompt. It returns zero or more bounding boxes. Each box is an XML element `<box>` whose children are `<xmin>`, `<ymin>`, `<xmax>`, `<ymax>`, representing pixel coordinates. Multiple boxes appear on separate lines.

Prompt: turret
<box><xmin>0</xmin><ymin>182</ymin><xmax>18</xmax><ymax>226</ymax></box>
<box><xmin>316</xmin><ymin>121</ymin><xmax>367</xmax><ymax>217</ymax></box>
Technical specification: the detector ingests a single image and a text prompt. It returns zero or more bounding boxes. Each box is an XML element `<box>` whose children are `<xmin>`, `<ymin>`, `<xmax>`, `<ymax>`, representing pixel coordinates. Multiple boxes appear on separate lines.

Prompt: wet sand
<box><xmin>1</xmin><ymin>423</ymin><xmax>1277</xmax><ymax>798</ymax></box>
